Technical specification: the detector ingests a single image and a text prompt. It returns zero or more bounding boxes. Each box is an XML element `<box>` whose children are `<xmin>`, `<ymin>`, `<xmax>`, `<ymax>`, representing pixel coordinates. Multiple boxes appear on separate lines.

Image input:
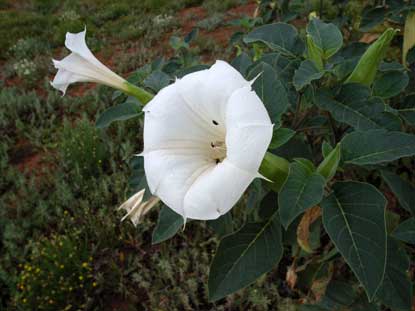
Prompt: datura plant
<box><xmin>52</xmin><ymin>8</ymin><xmax>415</xmax><ymax>310</ymax></box>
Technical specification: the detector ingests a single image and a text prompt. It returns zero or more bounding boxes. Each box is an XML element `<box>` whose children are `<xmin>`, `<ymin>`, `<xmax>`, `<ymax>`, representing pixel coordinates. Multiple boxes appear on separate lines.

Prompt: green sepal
<box><xmin>316</xmin><ymin>143</ymin><xmax>341</xmax><ymax>181</ymax></box>
<box><xmin>345</xmin><ymin>28</ymin><xmax>397</xmax><ymax>86</ymax></box>
<box><xmin>259</xmin><ymin>152</ymin><xmax>290</xmax><ymax>192</ymax></box>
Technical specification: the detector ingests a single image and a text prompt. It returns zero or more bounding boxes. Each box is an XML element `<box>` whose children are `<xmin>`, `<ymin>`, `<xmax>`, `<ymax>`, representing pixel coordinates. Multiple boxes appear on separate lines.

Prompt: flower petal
<box><xmin>175</xmin><ymin>60</ymin><xmax>249</xmax><ymax>129</ymax></box>
<box><xmin>225</xmin><ymin>86</ymin><xmax>273</xmax><ymax>173</ymax></box>
<box><xmin>183</xmin><ymin>159</ymin><xmax>255</xmax><ymax>220</ymax></box>
<box><xmin>143</xmin><ymin>84</ymin><xmax>222</xmax><ymax>153</ymax></box>
<box><xmin>65</xmin><ymin>29</ymin><xmax>101</xmax><ymax>67</ymax></box>
<box><xmin>143</xmin><ymin>149</ymin><xmax>214</xmax><ymax>216</ymax></box>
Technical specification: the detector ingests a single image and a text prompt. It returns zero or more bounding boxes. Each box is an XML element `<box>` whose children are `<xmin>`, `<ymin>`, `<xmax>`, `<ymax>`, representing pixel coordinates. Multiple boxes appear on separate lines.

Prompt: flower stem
<box><xmin>122</xmin><ymin>82</ymin><xmax>154</xmax><ymax>105</ymax></box>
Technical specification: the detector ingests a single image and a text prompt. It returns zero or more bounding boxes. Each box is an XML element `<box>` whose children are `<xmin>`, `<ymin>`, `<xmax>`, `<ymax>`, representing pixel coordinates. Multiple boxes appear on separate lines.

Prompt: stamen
<box><xmin>212</xmin><ymin>120</ymin><xmax>219</xmax><ymax>125</ymax></box>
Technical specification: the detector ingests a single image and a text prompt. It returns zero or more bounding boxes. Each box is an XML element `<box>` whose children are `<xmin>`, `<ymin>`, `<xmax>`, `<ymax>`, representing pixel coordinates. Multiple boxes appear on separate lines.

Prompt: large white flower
<box><xmin>140</xmin><ymin>61</ymin><xmax>273</xmax><ymax>220</ymax></box>
<box><xmin>51</xmin><ymin>29</ymin><xmax>152</xmax><ymax>103</ymax></box>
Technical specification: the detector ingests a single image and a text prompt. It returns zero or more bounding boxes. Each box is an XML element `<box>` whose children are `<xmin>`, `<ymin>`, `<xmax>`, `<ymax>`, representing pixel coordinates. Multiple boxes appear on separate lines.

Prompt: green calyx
<box><xmin>345</xmin><ymin>28</ymin><xmax>398</xmax><ymax>86</ymax></box>
<box><xmin>259</xmin><ymin>152</ymin><xmax>290</xmax><ymax>192</ymax></box>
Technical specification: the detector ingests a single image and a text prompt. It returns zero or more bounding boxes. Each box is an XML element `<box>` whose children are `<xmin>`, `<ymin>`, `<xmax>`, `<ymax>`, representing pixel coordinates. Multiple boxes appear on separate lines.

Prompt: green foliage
<box><xmin>278</xmin><ymin>161</ymin><xmax>325</xmax><ymax>228</ymax></box>
<box><xmin>293</xmin><ymin>60</ymin><xmax>324</xmax><ymax>90</ymax></box>
<box><xmin>392</xmin><ymin>218</ymin><xmax>415</xmax><ymax>244</ymax></box>
<box><xmin>322</xmin><ymin>181</ymin><xmax>387</xmax><ymax>300</ymax></box>
<box><xmin>208</xmin><ymin>211</ymin><xmax>282</xmax><ymax>301</ymax></box>
<box><xmin>375</xmin><ymin>238</ymin><xmax>412</xmax><ymax>310</ymax></box>
<box><xmin>341</xmin><ymin>130</ymin><xmax>415</xmax><ymax>165</ymax></box>
<box><xmin>152</xmin><ymin>205</ymin><xmax>184</xmax><ymax>244</ymax></box>
<box><xmin>248</xmin><ymin>62</ymin><xmax>289</xmax><ymax>125</ymax></box>
<box><xmin>306</xmin><ymin>18</ymin><xmax>343</xmax><ymax>60</ymax></box>
<box><xmin>96</xmin><ymin>97</ymin><xmax>142</xmax><ymax>129</ymax></box>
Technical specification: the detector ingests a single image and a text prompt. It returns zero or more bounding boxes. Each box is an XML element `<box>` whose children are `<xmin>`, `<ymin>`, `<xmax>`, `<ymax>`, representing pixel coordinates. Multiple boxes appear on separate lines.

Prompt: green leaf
<box><xmin>315</xmin><ymin>85</ymin><xmax>400</xmax><ymax>131</ymax></box>
<box><xmin>322</xmin><ymin>181</ymin><xmax>387</xmax><ymax>300</ymax></box>
<box><xmin>316</xmin><ymin>143</ymin><xmax>341</xmax><ymax>181</ymax></box>
<box><xmin>243</xmin><ymin>23</ymin><xmax>304</xmax><ymax>57</ymax></box>
<box><xmin>96</xmin><ymin>98</ymin><xmax>142</xmax><ymax>129</ymax></box>
<box><xmin>293</xmin><ymin>60</ymin><xmax>324</xmax><ymax>91</ymax></box>
<box><xmin>231</xmin><ymin>52</ymin><xmax>253</xmax><ymax>77</ymax></box>
<box><xmin>392</xmin><ymin>218</ymin><xmax>415</xmax><ymax>244</ymax></box>
<box><xmin>381</xmin><ymin>170</ymin><xmax>415</xmax><ymax>215</ymax></box>
<box><xmin>341</xmin><ymin>130</ymin><xmax>415</xmax><ymax>165</ymax></box>
<box><xmin>318</xmin><ymin>280</ymin><xmax>357</xmax><ymax>310</ymax></box>
<box><xmin>152</xmin><ymin>205</ymin><xmax>184</xmax><ymax>244</ymax></box>
<box><xmin>248</xmin><ymin>62</ymin><xmax>289</xmax><ymax>124</ymax></box>
<box><xmin>208</xmin><ymin>212</ymin><xmax>283</xmax><ymax>301</ymax></box>
<box><xmin>306</xmin><ymin>35</ymin><xmax>324</xmax><ymax>70</ymax></box>
<box><xmin>260</xmin><ymin>52</ymin><xmax>300</xmax><ymax>84</ymax></box>
<box><xmin>269</xmin><ymin>127</ymin><xmax>296</xmax><ymax>149</ymax></box>
<box><xmin>398</xmin><ymin>94</ymin><xmax>415</xmax><ymax>125</ymax></box>
<box><xmin>208</xmin><ymin>213</ymin><xmax>233</xmax><ymax>238</ymax></box>
<box><xmin>143</xmin><ymin>70</ymin><xmax>171</xmax><ymax>92</ymax></box>
<box><xmin>359</xmin><ymin>7</ymin><xmax>385</xmax><ymax>32</ymax></box>
<box><xmin>375</xmin><ymin>238</ymin><xmax>413</xmax><ymax>310</ymax></box>
<box><xmin>345</xmin><ymin>28</ymin><xmax>397</xmax><ymax>86</ymax></box>
<box><xmin>278</xmin><ymin>162</ymin><xmax>325</xmax><ymax>229</ymax></box>
<box><xmin>306</xmin><ymin>18</ymin><xmax>343</xmax><ymax>59</ymax></box>
<box><xmin>373</xmin><ymin>71</ymin><xmax>409</xmax><ymax>99</ymax></box>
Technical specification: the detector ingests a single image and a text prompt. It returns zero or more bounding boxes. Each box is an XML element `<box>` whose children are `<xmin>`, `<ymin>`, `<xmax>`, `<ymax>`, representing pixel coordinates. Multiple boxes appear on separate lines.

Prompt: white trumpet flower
<box><xmin>51</xmin><ymin>29</ymin><xmax>152</xmax><ymax>103</ymax></box>
<box><xmin>140</xmin><ymin>60</ymin><xmax>273</xmax><ymax>221</ymax></box>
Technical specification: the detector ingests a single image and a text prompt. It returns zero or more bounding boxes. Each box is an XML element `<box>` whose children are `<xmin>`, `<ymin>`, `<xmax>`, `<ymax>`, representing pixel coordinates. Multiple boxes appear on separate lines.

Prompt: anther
<box><xmin>212</xmin><ymin>120</ymin><xmax>219</xmax><ymax>125</ymax></box>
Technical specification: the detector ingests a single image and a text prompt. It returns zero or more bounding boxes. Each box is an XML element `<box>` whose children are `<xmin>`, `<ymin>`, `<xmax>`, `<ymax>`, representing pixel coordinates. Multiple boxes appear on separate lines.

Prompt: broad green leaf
<box><xmin>269</xmin><ymin>127</ymin><xmax>296</xmax><ymax>149</ymax></box>
<box><xmin>373</xmin><ymin>71</ymin><xmax>409</xmax><ymax>99</ymax></box>
<box><xmin>398</xmin><ymin>94</ymin><xmax>415</xmax><ymax>125</ymax></box>
<box><xmin>279</xmin><ymin>162</ymin><xmax>325</xmax><ymax>229</ymax></box>
<box><xmin>316</xmin><ymin>143</ymin><xmax>341</xmax><ymax>181</ymax></box>
<box><xmin>318</xmin><ymin>280</ymin><xmax>357</xmax><ymax>310</ymax></box>
<box><xmin>392</xmin><ymin>218</ymin><xmax>415</xmax><ymax>244</ymax></box>
<box><xmin>128</xmin><ymin>157</ymin><xmax>151</xmax><ymax>199</ymax></box>
<box><xmin>315</xmin><ymin>85</ymin><xmax>400</xmax><ymax>131</ymax></box>
<box><xmin>345</xmin><ymin>28</ymin><xmax>397</xmax><ymax>86</ymax></box>
<box><xmin>208</xmin><ymin>213</ymin><xmax>233</xmax><ymax>238</ymax></box>
<box><xmin>306</xmin><ymin>35</ymin><xmax>323</xmax><ymax>70</ymax></box>
<box><xmin>341</xmin><ymin>130</ymin><xmax>415</xmax><ymax>165</ymax></box>
<box><xmin>243</xmin><ymin>23</ymin><xmax>304</xmax><ymax>57</ymax></box>
<box><xmin>231</xmin><ymin>52</ymin><xmax>253</xmax><ymax>77</ymax></box>
<box><xmin>248</xmin><ymin>62</ymin><xmax>289</xmax><ymax>125</ymax></box>
<box><xmin>359</xmin><ymin>7</ymin><xmax>385</xmax><ymax>32</ymax></box>
<box><xmin>306</xmin><ymin>18</ymin><xmax>343</xmax><ymax>59</ymax></box>
<box><xmin>322</xmin><ymin>181</ymin><xmax>387</xmax><ymax>300</ymax></box>
<box><xmin>376</xmin><ymin>238</ymin><xmax>413</xmax><ymax>310</ymax></box>
<box><xmin>293</xmin><ymin>60</ymin><xmax>324</xmax><ymax>91</ymax></box>
<box><xmin>381</xmin><ymin>170</ymin><xmax>415</xmax><ymax>215</ymax></box>
<box><xmin>143</xmin><ymin>70</ymin><xmax>171</xmax><ymax>92</ymax></box>
<box><xmin>350</xmin><ymin>295</ymin><xmax>380</xmax><ymax>311</ymax></box>
<box><xmin>152</xmin><ymin>205</ymin><xmax>184</xmax><ymax>244</ymax></box>
<box><xmin>208</xmin><ymin>212</ymin><xmax>283</xmax><ymax>301</ymax></box>
<box><xmin>246</xmin><ymin>179</ymin><xmax>267</xmax><ymax>210</ymax></box>
<box><xmin>96</xmin><ymin>98</ymin><xmax>142</xmax><ymax>129</ymax></box>
<box><xmin>260</xmin><ymin>52</ymin><xmax>300</xmax><ymax>84</ymax></box>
